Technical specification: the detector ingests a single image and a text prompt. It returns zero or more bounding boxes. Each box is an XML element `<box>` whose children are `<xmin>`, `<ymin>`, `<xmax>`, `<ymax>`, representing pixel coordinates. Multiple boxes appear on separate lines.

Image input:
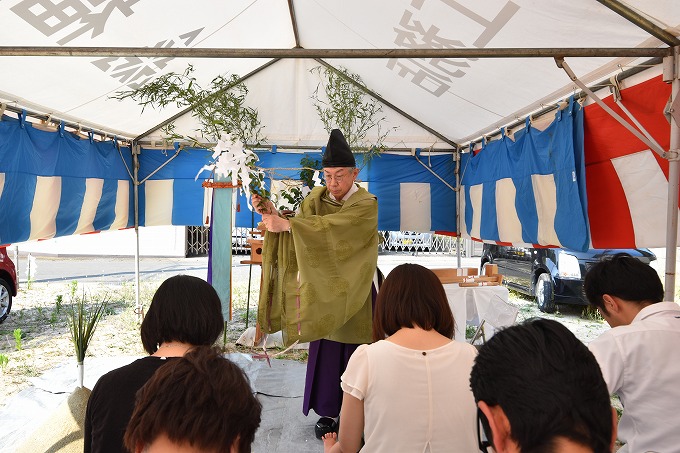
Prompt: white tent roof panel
<box><xmin>0</xmin><ymin>0</ymin><xmax>676</xmax><ymax>146</ymax></box>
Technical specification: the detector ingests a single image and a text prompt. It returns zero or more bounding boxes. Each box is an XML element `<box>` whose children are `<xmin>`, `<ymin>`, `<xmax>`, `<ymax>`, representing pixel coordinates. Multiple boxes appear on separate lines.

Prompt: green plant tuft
<box><xmin>581</xmin><ymin>305</ymin><xmax>604</xmax><ymax>322</ymax></box>
<box><xmin>69</xmin><ymin>280</ymin><xmax>78</xmax><ymax>298</ymax></box>
<box><xmin>13</xmin><ymin>328</ymin><xmax>22</xmax><ymax>350</ymax></box>
<box><xmin>67</xmin><ymin>290</ymin><xmax>109</xmax><ymax>363</ymax></box>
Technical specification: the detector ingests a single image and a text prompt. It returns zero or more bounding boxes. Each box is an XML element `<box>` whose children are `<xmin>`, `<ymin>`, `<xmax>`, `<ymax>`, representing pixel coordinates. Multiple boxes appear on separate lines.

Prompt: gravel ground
<box><xmin>0</xmin><ymin>252</ymin><xmax>616</xmax><ymax>407</ymax></box>
<box><xmin>0</xmin><ymin>278</ymin><xmax>262</xmax><ymax>406</ymax></box>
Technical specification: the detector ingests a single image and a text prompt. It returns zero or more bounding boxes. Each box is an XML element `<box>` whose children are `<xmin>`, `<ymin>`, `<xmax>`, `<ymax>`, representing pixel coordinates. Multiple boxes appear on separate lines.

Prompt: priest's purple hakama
<box><xmin>303</xmin><ymin>274</ymin><xmax>381</xmax><ymax>417</ymax></box>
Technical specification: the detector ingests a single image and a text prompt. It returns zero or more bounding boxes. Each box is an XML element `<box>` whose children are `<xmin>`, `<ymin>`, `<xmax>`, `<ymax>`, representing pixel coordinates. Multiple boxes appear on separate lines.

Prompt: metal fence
<box><xmin>187</xmin><ymin>226</ymin><xmax>477</xmax><ymax>257</ymax></box>
<box><xmin>186</xmin><ymin>226</ymin><xmax>252</xmax><ymax>256</ymax></box>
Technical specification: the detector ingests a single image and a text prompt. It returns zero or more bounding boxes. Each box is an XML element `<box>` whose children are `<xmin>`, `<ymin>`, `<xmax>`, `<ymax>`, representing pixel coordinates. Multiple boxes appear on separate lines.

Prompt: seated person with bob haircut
<box><xmin>470</xmin><ymin>318</ymin><xmax>617</xmax><ymax>453</ymax></box>
<box><xmin>124</xmin><ymin>345</ymin><xmax>262</xmax><ymax>453</ymax></box>
<box><xmin>84</xmin><ymin>275</ymin><xmax>225</xmax><ymax>453</ymax></box>
<box><xmin>323</xmin><ymin>263</ymin><xmax>478</xmax><ymax>452</ymax></box>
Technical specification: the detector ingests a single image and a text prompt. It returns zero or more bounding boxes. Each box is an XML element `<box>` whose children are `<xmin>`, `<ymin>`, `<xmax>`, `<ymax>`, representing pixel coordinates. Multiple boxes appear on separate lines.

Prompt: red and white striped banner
<box><xmin>585</xmin><ymin>73</ymin><xmax>674</xmax><ymax>248</ymax></box>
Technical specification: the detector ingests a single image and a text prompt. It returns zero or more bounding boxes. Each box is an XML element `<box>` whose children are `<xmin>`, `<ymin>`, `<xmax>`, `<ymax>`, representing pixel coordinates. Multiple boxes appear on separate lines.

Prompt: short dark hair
<box><xmin>373</xmin><ymin>263</ymin><xmax>454</xmax><ymax>341</ymax></box>
<box><xmin>124</xmin><ymin>346</ymin><xmax>262</xmax><ymax>453</ymax></box>
<box><xmin>584</xmin><ymin>253</ymin><xmax>663</xmax><ymax>313</ymax></box>
<box><xmin>470</xmin><ymin>318</ymin><xmax>612</xmax><ymax>453</ymax></box>
<box><xmin>140</xmin><ymin>275</ymin><xmax>224</xmax><ymax>354</ymax></box>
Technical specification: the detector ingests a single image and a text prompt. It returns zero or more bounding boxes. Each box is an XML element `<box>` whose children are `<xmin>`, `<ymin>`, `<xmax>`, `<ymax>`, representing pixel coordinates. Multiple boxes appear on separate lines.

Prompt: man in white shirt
<box><xmin>585</xmin><ymin>253</ymin><xmax>680</xmax><ymax>453</ymax></box>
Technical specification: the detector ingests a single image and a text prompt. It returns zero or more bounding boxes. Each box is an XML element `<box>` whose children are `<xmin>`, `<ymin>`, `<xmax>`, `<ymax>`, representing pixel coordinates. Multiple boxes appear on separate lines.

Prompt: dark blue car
<box><xmin>480</xmin><ymin>244</ymin><xmax>656</xmax><ymax>313</ymax></box>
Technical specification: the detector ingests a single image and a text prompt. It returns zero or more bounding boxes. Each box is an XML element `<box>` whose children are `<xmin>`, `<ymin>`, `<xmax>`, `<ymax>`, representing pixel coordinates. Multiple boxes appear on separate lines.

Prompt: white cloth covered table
<box><xmin>443</xmin><ymin>284</ymin><xmax>514</xmax><ymax>342</ymax></box>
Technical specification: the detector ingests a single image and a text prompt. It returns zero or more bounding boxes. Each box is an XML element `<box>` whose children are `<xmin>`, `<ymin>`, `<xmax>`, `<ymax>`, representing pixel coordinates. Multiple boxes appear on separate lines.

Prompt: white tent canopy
<box><xmin>0</xmin><ymin>0</ymin><xmax>679</xmax><ymax>301</ymax></box>
<box><xmin>0</xmin><ymin>0</ymin><xmax>676</xmax><ymax>148</ymax></box>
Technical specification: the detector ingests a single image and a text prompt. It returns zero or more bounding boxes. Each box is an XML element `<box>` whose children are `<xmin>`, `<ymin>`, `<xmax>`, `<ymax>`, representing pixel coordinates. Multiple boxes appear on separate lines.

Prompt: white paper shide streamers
<box><xmin>196</xmin><ymin>135</ymin><xmax>264</xmax><ymax>211</ymax></box>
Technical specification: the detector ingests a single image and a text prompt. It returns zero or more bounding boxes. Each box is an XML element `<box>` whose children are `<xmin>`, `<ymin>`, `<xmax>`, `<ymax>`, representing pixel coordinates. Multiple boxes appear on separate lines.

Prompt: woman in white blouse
<box><xmin>322</xmin><ymin>263</ymin><xmax>479</xmax><ymax>453</ymax></box>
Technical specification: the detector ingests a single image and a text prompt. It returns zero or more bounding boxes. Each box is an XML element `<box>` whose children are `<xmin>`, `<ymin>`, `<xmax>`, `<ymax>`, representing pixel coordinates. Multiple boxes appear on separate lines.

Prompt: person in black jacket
<box><xmin>84</xmin><ymin>274</ymin><xmax>224</xmax><ymax>453</ymax></box>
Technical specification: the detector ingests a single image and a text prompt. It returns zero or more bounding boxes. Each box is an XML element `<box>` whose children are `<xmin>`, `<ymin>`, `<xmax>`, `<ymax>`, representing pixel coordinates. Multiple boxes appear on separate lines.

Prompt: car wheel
<box><xmin>535</xmin><ymin>273</ymin><xmax>556</xmax><ymax>313</ymax></box>
<box><xmin>0</xmin><ymin>277</ymin><xmax>12</xmax><ymax>323</ymax></box>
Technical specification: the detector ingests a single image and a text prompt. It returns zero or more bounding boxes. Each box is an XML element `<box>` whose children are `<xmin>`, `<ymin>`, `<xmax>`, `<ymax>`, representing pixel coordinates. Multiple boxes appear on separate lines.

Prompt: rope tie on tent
<box><xmin>116</xmin><ymin>138</ymin><xmax>134</xmax><ymax>180</ymax></box>
<box><xmin>609</xmin><ymin>77</ymin><xmax>666</xmax><ymax>157</ymax></box>
<box><xmin>19</xmin><ymin>110</ymin><xmax>26</xmax><ymax>128</ymax></box>
<box><xmin>411</xmin><ymin>147</ymin><xmax>456</xmax><ymax>192</ymax></box>
<box><xmin>138</xmin><ymin>144</ymin><xmax>185</xmax><ymax>184</ymax></box>
<box><xmin>459</xmin><ymin>142</ymin><xmax>474</xmax><ymax>186</ymax></box>
<box><xmin>668</xmin><ymin>151</ymin><xmax>680</xmax><ymax>161</ymax></box>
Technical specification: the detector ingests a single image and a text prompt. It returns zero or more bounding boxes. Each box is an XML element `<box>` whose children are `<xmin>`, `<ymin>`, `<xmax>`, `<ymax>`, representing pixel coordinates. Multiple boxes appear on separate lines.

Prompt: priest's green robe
<box><xmin>258</xmin><ymin>185</ymin><xmax>378</xmax><ymax>346</ymax></box>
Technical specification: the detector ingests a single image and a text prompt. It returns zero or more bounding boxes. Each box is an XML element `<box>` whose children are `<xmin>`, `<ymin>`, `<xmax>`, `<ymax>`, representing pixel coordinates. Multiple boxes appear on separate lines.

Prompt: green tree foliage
<box><xmin>310</xmin><ymin>65</ymin><xmax>396</xmax><ymax>164</ymax></box>
<box><xmin>113</xmin><ymin>64</ymin><xmax>265</xmax><ymax>146</ymax></box>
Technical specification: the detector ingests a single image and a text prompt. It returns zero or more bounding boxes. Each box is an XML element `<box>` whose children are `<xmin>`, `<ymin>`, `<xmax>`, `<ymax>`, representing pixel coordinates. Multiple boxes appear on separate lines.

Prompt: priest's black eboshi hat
<box><xmin>322</xmin><ymin>129</ymin><xmax>355</xmax><ymax>168</ymax></box>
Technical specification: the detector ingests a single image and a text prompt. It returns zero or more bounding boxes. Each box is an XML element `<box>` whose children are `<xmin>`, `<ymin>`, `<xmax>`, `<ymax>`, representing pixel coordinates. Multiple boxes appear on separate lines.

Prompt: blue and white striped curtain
<box><xmin>0</xmin><ymin>113</ymin><xmax>134</xmax><ymax>245</ymax></box>
<box><xmin>459</xmin><ymin>97</ymin><xmax>589</xmax><ymax>251</ymax></box>
<box><xmin>234</xmin><ymin>149</ymin><xmax>458</xmax><ymax>233</ymax></box>
<box><xmin>0</xmin><ymin>110</ymin><xmax>587</xmax><ymax>249</ymax></box>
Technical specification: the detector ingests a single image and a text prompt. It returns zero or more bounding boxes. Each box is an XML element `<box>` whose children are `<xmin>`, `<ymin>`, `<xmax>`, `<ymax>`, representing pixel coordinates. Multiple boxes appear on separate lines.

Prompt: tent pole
<box><xmin>594</xmin><ymin>0</ymin><xmax>680</xmax><ymax>47</ymax></box>
<box><xmin>0</xmin><ymin>46</ymin><xmax>668</xmax><ymax>59</ymax></box>
<box><xmin>287</xmin><ymin>0</ymin><xmax>301</xmax><ymax>48</ymax></box>
<box><xmin>556</xmin><ymin>58</ymin><xmax>667</xmax><ymax>158</ymax></box>
<box><xmin>455</xmin><ymin>147</ymin><xmax>462</xmax><ymax>268</ymax></box>
<box><xmin>463</xmin><ymin>57</ymin><xmax>662</xmax><ymax>150</ymax></box>
<box><xmin>664</xmin><ymin>47</ymin><xmax>680</xmax><ymax>302</ymax></box>
<box><xmin>133</xmin><ymin>143</ymin><xmax>142</xmax><ymax>321</ymax></box>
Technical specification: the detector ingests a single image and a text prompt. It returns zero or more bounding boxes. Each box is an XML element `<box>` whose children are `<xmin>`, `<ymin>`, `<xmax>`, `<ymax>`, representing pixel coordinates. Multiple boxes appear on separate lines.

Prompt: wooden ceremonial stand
<box><xmin>431</xmin><ymin>265</ymin><xmax>503</xmax><ymax>344</ymax></box>
<box><xmin>240</xmin><ymin>228</ymin><xmax>265</xmax><ymax>345</ymax></box>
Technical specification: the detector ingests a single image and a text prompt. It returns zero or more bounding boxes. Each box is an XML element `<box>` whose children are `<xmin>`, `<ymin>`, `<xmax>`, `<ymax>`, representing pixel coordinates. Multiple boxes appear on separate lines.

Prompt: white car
<box><xmin>387</xmin><ymin>231</ymin><xmax>433</xmax><ymax>251</ymax></box>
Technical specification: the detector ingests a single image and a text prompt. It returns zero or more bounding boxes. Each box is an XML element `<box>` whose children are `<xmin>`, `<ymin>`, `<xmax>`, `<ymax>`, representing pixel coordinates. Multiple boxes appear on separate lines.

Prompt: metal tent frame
<box><xmin>0</xmin><ymin>0</ymin><xmax>677</xmax><ymax>308</ymax></box>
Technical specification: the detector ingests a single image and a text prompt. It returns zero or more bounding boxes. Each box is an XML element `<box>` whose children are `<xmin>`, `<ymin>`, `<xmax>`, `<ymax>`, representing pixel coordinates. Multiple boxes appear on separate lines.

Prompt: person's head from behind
<box><xmin>124</xmin><ymin>345</ymin><xmax>262</xmax><ymax>453</ymax></box>
<box><xmin>584</xmin><ymin>253</ymin><xmax>663</xmax><ymax>327</ymax></box>
<box><xmin>373</xmin><ymin>263</ymin><xmax>454</xmax><ymax>341</ymax></box>
<box><xmin>469</xmin><ymin>319</ymin><xmax>615</xmax><ymax>453</ymax></box>
<box><xmin>141</xmin><ymin>275</ymin><xmax>224</xmax><ymax>354</ymax></box>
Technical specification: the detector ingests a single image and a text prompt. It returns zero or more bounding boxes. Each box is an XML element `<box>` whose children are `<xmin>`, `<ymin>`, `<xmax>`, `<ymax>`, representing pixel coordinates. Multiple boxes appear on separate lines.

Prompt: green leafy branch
<box><xmin>113</xmin><ymin>64</ymin><xmax>265</xmax><ymax>146</ymax></box>
<box><xmin>116</xmin><ymin>64</ymin><xmax>270</xmax><ymax>207</ymax></box>
<box><xmin>276</xmin><ymin>156</ymin><xmax>323</xmax><ymax>211</ymax></box>
<box><xmin>311</xmin><ymin>65</ymin><xmax>397</xmax><ymax>165</ymax></box>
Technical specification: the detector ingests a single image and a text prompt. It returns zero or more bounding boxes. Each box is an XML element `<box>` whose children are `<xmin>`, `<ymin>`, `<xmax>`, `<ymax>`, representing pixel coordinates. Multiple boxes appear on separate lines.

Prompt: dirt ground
<box><xmin>0</xmin><ymin>272</ymin><xmax>611</xmax><ymax>407</ymax></box>
<box><xmin>0</xmin><ymin>278</ymin><xmax>268</xmax><ymax>405</ymax></box>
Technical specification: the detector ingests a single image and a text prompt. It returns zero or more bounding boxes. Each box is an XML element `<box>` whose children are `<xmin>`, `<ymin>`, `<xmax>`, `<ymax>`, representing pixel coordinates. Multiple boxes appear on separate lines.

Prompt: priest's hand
<box><xmin>261</xmin><ymin>214</ymin><xmax>291</xmax><ymax>233</ymax></box>
<box><xmin>251</xmin><ymin>194</ymin><xmax>276</xmax><ymax>215</ymax></box>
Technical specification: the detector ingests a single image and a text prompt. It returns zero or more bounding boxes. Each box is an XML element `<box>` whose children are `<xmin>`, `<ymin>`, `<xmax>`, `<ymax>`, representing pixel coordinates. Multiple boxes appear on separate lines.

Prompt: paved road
<box><xmin>11</xmin><ymin>252</ymin><xmax>480</xmax><ymax>285</ymax></box>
